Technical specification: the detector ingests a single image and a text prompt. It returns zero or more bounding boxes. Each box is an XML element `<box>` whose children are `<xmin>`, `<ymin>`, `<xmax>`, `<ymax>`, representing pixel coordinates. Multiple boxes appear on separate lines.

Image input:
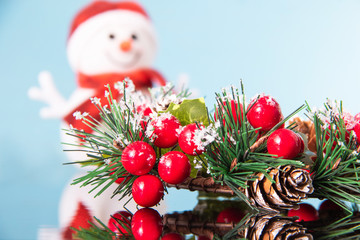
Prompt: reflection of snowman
<box><xmin>29</xmin><ymin>1</ymin><xmax>166</xmax><ymax>239</ymax></box>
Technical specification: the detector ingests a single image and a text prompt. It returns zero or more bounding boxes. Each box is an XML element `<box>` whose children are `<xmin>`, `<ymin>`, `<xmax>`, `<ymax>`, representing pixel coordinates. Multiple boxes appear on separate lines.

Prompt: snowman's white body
<box><xmin>29</xmin><ymin>3</ymin><xmax>166</xmax><ymax>238</ymax></box>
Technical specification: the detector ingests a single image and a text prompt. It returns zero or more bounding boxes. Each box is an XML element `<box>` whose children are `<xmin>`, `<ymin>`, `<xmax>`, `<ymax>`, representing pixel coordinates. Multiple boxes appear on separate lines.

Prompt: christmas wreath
<box><xmin>65</xmin><ymin>79</ymin><xmax>360</xmax><ymax>239</ymax></box>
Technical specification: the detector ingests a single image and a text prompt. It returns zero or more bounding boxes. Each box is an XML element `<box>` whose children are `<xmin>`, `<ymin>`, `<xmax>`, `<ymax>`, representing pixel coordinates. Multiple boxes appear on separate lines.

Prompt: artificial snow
<box><xmin>90</xmin><ymin>97</ymin><xmax>101</xmax><ymax>105</ymax></box>
<box><xmin>73</xmin><ymin>111</ymin><xmax>89</xmax><ymax>120</ymax></box>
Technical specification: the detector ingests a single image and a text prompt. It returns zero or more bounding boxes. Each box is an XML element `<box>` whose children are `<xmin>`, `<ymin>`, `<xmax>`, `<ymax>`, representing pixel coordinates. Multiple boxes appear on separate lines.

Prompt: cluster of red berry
<box><xmin>217</xmin><ymin>95</ymin><xmax>305</xmax><ymax>159</ymax></box>
<box><xmin>247</xmin><ymin>95</ymin><xmax>305</xmax><ymax>159</ymax></box>
<box><xmin>118</xmin><ymin>112</ymin><xmax>210</xmax><ymax>208</ymax></box>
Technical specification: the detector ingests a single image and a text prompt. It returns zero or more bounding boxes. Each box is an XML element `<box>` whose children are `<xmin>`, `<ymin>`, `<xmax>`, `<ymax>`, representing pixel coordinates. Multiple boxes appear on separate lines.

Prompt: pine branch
<box><xmin>306</xmin><ymin>101</ymin><xmax>360</xmax><ymax>207</ymax></box>
<box><xmin>64</xmin><ymin>82</ymin><xmax>312</xmax><ymax>212</ymax></box>
<box><xmin>166</xmin><ymin>176</ymin><xmax>234</xmax><ymax>194</ymax></box>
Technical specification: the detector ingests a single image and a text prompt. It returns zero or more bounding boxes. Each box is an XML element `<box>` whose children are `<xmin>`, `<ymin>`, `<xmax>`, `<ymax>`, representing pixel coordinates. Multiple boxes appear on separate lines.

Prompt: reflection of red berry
<box><xmin>151</xmin><ymin>114</ymin><xmax>181</xmax><ymax>148</ymax></box>
<box><xmin>267</xmin><ymin>129</ymin><xmax>303</xmax><ymax>159</ymax></box>
<box><xmin>247</xmin><ymin>95</ymin><xmax>283</xmax><ymax>132</ymax></box>
<box><xmin>178</xmin><ymin>123</ymin><xmax>204</xmax><ymax>156</ymax></box>
<box><xmin>216</xmin><ymin>207</ymin><xmax>245</xmax><ymax>223</ymax></box>
<box><xmin>197</xmin><ymin>237</ymin><xmax>211</xmax><ymax>240</ymax></box>
<box><xmin>214</xmin><ymin>100</ymin><xmax>243</xmax><ymax>127</ymax></box>
<box><xmin>319</xmin><ymin>199</ymin><xmax>343</xmax><ymax>212</ymax></box>
<box><xmin>162</xmin><ymin>232</ymin><xmax>185</xmax><ymax>240</ymax></box>
<box><xmin>132</xmin><ymin>175</ymin><xmax>164</xmax><ymax>207</ymax></box>
<box><xmin>131</xmin><ymin>208</ymin><xmax>163</xmax><ymax>240</ymax></box>
<box><xmin>108</xmin><ymin>211</ymin><xmax>132</xmax><ymax>235</ymax></box>
<box><xmin>121</xmin><ymin>141</ymin><xmax>156</xmax><ymax>175</ymax></box>
<box><xmin>158</xmin><ymin>151</ymin><xmax>191</xmax><ymax>184</ymax></box>
<box><xmin>288</xmin><ymin>203</ymin><xmax>319</xmax><ymax>222</ymax></box>
<box><xmin>318</xmin><ymin>199</ymin><xmax>345</xmax><ymax>220</ymax></box>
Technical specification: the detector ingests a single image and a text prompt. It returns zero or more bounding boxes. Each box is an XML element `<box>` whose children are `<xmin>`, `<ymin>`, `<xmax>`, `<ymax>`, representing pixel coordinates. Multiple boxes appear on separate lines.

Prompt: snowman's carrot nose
<box><xmin>120</xmin><ymin>40</ymin><xmax>132</xmax><ymax>52</ymax></box>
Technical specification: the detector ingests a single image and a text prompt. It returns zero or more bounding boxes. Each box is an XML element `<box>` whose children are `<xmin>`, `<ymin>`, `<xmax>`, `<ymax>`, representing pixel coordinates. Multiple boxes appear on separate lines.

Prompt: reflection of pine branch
<box><xmin>302</xmin><ymin>214</ymin><xmax>360</xmax><ymax>240</ymax></box>
<box><xmin>163</xmin><ymin>212</ymin><xmax>313</xmax><ymax>240</ymax></box>
<box><xmin>163</xmin><ymin>212</ymin><xmax>244</xmax><ymax>239</ymax></box>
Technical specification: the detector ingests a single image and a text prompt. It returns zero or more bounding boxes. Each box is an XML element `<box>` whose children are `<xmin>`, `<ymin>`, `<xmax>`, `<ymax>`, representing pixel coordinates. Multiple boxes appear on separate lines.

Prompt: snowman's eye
<box><xmin>131</xmin><ymin>34</ymin><xmax>137</xmax><ymax>40</ymax></box>
<box><xmin>109</xmin><ymin>34</ymin><xmax>115</xmax><ymax>39</ymax></box>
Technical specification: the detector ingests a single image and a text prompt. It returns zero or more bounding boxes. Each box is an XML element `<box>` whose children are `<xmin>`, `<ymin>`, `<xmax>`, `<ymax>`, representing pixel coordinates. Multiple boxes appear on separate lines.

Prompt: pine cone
<box><xmin>246</xmin><ymin>166</ymin><xmax>314</xmax><ymax>211</ymax></box>
<box><xmin>243</xmin><ymin>214</ymin><xmax>313</xmax><ymax>240</ymax></box>
<box><xmin>290</xmin><ymin>117</ymin><xmax>316</xmax><ymax>153</ymax></box>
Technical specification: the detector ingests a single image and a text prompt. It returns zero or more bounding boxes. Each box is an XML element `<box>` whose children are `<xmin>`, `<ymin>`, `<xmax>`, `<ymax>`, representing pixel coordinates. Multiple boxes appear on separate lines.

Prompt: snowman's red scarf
<box><xmin>63</xmin><ymin>69</ymin><xmax>166</xmax><ymax>134</ymax></box>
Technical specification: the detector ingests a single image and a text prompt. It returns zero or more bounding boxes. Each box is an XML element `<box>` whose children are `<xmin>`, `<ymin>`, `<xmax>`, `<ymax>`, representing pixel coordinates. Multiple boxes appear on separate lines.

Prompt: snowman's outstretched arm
<box><xmin>28</xmin><ymin>71</ymin><xmax>69</xmax><ymax>119</ymax></box>
<box><xmin>29</xmin><ymin>71</ymin><xmax>96</xmax><ymax>119</ymax></box>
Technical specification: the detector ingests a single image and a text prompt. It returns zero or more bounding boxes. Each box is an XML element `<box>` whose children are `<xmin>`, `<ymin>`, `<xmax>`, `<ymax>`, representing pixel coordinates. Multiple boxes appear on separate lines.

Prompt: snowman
<box><xmin>28</xmin><ymin>1</ymin><xmax>167</xmax><ymax>239</ymax></box>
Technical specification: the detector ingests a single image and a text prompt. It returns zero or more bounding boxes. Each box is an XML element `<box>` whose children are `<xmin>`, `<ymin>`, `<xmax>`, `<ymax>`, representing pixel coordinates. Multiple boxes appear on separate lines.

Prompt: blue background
<box><xmin>2</xmin><ymin>0</ymin><xmax>360</xmax><ymax>239</ymax></box>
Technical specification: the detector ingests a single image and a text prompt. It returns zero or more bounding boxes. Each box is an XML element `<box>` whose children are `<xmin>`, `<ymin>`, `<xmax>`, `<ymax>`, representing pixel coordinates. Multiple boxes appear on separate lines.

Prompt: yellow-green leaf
<box><xmin>167</xmin><ymin>98</ymin><xmax>209</xmax><ymax>126</ymax></box>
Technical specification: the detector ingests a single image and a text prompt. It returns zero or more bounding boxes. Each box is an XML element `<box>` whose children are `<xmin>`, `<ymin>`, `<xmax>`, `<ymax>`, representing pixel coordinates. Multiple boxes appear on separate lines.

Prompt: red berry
<box><xmin>214</xmin><ymin>100</ymin><xmax>243</xmax><ymax>127</ymax></box>
<box><xmin>150</xmin><ymin>114</ymin><xmax>181</xmax><ymax>148</ymax></box>
<box><xmin>354</xmin><ymin>123</ymin><xmax>360</xmax><ymax>143</ymax></box>
<box><xmin>247</xmin><ymin>95</ymin><xmax>283</xmax><ymax>132</ymax></box>
<box><xmin>178</xmin><ymin>123</ymin><xmax>204</xmax><ymax>156</ymax></box>
<box><xmin>324</xmin><ymin>123</ymin><xmax>351</xmax><ymax>151</ymax></box>
<box><xmin>297</xmin><ymin>134</ymin><xmax>305</xmax><ymax>154</ymax></box>
<box><xmin>137</xmin><ymin>104</ymin><xmax>153</xmax><ymax>116</ymax></box>
<box><xmin>121</xmin><ymin>141</ymin><xmax>156</xmax><ymax>175</ymax></box>
<box><xmin>355</xmin><ymin>113</ymin><xmax>360</xmax><ymax>122</ymax></box>
<box><xmin>267</xmin><ymin>129</ymin><xmax>303</xmax><ymax>159</ymax></box>
<box><xmin>109</xmin><ymin>164</ymin><xmax>130</xmax><ymax>184</ymax></box>
<box><xmin>131</xmin><ymin>208</ymin><xmax>163</xmax><ymax>240</ymax></box>
<box><xmin>162</xmin><ymin>232</ymin><xmax>185</xmax><ymax>240</ymax></box>
<box><xmin>216</xmin><ymin>207</ymin><xmax>245</xmax><ymax>223</ymax></box>
<box><xmin>288</xmin><ymin>203</ymin><xmax>319</xmax><ymax>222</ymax></box>
<box><xmin>138</xmin><ymin>120</ymin><xmax>148</xmax><ymax>140</ymax></box>
<box><xmin>158</xmin><ymin>151</ymin><xmax>191</xmax><ymax>184</ymax></box>
<box><xmin>132</xmin><ymin>175</ymin><xmax>164</xmax><ymax>207</ymax></box>
<box><xmin>107</xmin><ymin>211</ymin><xmax>132</xmax><ymax>235</ymax></box>
<box><xmin>353</xmin><ymin>113</ymin><xmax>360</xmax><ymax>144</ymax></box>
<box><xmin>112</xmin><ymin>173</ymin><xmax>130</xmax><ymax>184</ymax></box>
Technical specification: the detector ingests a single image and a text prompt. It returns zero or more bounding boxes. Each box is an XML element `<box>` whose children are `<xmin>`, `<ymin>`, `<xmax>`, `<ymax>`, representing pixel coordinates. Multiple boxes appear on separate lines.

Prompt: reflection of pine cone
<box><xmin>290</xmin><ymin>117</ymin><xmax>316</xmax><ymax>153</ymax></box>
<box><xmin>243</xmin><ymin>214</ymin><xmax>313</xmax><ymax>240</ymax></box>
<box><xmin>246</xmin><ymin>166</ymin><xmax>314</xmax><ymax>211</ymax></box>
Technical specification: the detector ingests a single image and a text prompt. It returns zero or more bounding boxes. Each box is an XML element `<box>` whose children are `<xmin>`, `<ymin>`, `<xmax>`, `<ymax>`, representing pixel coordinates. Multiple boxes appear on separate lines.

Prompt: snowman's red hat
<box><xmin>68</xmin><ymin>1</ymin><xmax>150</xmax><ymax>39</ymax></box>
<box><xmin>67</xmin><ymin>1</ymin><xmax>156</xmax><ymax>70</ymax></box>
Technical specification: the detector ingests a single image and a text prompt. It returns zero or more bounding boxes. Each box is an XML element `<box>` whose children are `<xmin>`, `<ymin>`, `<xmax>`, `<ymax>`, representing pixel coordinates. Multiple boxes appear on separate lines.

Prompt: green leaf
<box><xmin>167</xmin><ymin>98</ymin><xmax>209</xmax><ymax>126</ymax></box>
<box><xmin>188</xmin><ymin>154</ymin><xmax>201</xmax><ymax>178</ymax></box>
